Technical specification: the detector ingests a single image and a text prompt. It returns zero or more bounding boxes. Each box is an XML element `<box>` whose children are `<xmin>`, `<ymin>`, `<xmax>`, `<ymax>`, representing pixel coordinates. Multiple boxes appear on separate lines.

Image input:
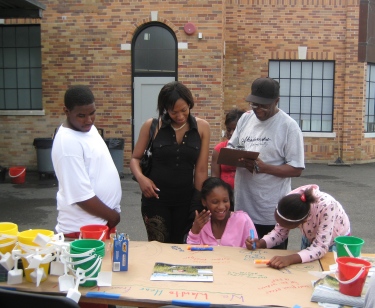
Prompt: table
<box><xmin>0</xmin><ymin>241</ymin><xmax>325</xmax><ymax>307</ymax></box>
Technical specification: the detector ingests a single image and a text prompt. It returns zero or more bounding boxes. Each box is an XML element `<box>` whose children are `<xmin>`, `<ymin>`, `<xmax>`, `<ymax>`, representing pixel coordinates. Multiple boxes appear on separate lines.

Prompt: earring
<box><xmin>163</xmin><ymin>109</ymin><xmax>167</xmax><ymax>114</ymax></box>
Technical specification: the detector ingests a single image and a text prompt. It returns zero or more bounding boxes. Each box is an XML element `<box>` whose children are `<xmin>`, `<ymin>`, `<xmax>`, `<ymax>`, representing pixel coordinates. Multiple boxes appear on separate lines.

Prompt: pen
<box><xmin>254</xmin><ymin>259</ymin><xmax>270</xmax><ymax>264</ymax></box>
<box><xmin>172</xmin><ymin>299</ymin><xmax>211</xmax><ymax>307</ymax></box>
<box><xmin>190</xmin><ymin>247</ymin><xmax>213</xmax><ymax>251</ymax></box>
<box><xmin>250</xmin><ymin>229</ymin><xmax>256</xmax><ymax>249</ymax></box>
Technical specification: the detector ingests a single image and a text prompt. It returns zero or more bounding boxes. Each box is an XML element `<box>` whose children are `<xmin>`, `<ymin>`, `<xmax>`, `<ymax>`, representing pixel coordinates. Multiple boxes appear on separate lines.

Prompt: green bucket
<box><xmin>70</xmin><ymin>239</ymin><xmax>105</xmax><ymax>287</ymax></box>
<box><xmin>334</xmin><ymin>236</ymin><xmax>364</xmax><ymax>257</ymax></box>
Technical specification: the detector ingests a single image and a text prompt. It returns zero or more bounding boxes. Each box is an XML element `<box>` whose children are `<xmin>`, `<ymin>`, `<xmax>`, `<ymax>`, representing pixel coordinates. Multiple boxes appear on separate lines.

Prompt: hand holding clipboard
<box><xmin>217</xmin><ymin>147</ymin><xmax>259</xmax><ymax>168</ymax></box>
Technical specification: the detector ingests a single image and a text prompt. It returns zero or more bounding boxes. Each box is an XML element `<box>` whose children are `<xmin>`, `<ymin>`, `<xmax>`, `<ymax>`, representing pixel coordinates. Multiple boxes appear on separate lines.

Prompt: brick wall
<box><xmin>1</xmin><ymin>0</ymin><xmax>374</xmax><ymax>172</ymax></box>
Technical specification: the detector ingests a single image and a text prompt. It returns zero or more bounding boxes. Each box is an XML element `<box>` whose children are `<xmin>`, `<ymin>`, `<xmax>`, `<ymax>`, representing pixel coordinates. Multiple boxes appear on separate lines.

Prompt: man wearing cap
<box><xmin>228</xmin><ymin>77</ymin><xmax>305</xmax><ymax>249</ymax></box>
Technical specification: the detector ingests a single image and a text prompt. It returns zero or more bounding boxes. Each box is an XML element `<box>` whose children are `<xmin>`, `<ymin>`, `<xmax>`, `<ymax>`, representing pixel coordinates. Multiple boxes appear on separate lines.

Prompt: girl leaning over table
<box><xmin>246</xmin><ymin>184</ymin><xmax>350</xmax><ymax>269</ymax></box>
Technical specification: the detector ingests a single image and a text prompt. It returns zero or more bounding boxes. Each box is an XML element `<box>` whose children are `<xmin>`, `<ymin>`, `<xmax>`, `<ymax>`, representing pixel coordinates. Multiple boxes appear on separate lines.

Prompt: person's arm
<box><xmin>77</xmin><ymin>196</ymin><xmax>120</xmax><ymax>229</ymax></box>
<box><xmin>253</xmin><ymin>160</ymin><xmax>303</xmax><ymax>178</ymax></box>
<box><xmin>130</xmin><ymin>118</ymin><xmax>160</xmax><ymax>198</ymax></box>
<box><xmin>211</xmin><ymin>148</ymin><xmax>221</xmax><ymax>178</ymax></box>
<box><xmin>194</xmin><ymin>118</ymin><xmax>210</xmax><ymax>190</ymax></box>
<box><xmin>267</xmin><ymin>254</ymin><xmax>302</xmax><ymax>269</ymax></box>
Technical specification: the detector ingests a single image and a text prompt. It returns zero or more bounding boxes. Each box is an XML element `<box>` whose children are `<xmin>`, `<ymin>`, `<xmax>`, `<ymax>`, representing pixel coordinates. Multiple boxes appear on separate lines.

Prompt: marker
<box><xmin>190</xmin><ymin>247</ymin><xmax>213</xmax><ymax>251</ymax></box>
<box><xmin>254</xmin><ymin>259</ymin><xmax>270</xmax><ymax>264</ymax></box>
<box><xmin>172</xmin><ymin>299</ymin><xmax>211</xmax><ymax>307</ymax></box>
<box><xmin>250</xmin><ymin>229</ymin><xmax>256</xmax><ymax>249</ymax></box>
<box><xmin>187</xmin><ymin>245</ymin><xmax>209</xmax><ymax>250</ymax></box>
<box><xmin>85</xmin><ymin>292</ymin><xmax>121</xmax><ymax>299</ymax></box>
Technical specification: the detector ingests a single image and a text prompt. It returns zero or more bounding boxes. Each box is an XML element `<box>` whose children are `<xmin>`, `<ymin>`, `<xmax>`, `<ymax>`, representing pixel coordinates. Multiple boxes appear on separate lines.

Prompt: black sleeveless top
<box><xmin>143</xmin><ymin>114</ymin><xmax>201</xmax><ymax>207</ymax></box>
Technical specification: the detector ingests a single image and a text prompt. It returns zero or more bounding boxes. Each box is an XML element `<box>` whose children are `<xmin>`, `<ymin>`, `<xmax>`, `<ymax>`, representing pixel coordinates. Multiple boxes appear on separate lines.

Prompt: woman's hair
<box><xmin>201</xmin><ymin>177</ymin><xmax>234</xmax><ymax>209</ymax></box>
<box><xmin>224</xmin><ymin>108</ymin><xmax>245</xmax><ymax>126</ymax></box>
<box><xmin>277</xmin><ymin>187</ymin><xmax>317</xmax><ymax>221</ymax></box>
<box><xmin>64</xmin><ymin>85</ymin><xmax>95</xmax><ymax>111</ymax></box>
<box><xmin>157</xmin><ymin>81</ymin><xmax>194</xmax><ymax>116</ymax></box>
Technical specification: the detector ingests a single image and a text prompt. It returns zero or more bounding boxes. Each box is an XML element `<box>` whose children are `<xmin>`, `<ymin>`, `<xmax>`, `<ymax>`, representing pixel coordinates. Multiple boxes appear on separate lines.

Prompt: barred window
<box><xmin>365</xmin><ymin>63</ymin><xmax>375</xmax><ymax>132</ymax></box>
<box><xmin>269</xmin><ymin>60</ymin><xmax>334</xmax><ymax>132</ymax></box>
<box><xmin>0</xmin><ymin>25</ymin><xmax>42</xmax><ymax>110</ymax></box>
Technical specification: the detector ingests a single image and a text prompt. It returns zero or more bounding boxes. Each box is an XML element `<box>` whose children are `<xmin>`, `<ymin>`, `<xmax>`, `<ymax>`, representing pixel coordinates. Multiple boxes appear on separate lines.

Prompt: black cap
<box><xmin>245</xmin><ymin>77</ymin><xmax>280</xmax><ymax>105</ymax></box>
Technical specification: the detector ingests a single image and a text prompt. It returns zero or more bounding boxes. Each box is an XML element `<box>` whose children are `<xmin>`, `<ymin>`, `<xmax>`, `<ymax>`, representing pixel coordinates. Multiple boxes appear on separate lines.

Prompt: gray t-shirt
<box><xmin>228</xmin><ymin>110</ymin><xmax>305</xmax><ymax>225</ymax></box>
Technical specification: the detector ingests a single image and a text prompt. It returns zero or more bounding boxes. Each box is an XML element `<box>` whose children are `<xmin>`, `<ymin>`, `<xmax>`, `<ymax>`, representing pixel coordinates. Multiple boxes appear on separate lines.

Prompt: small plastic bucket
<box><xmin>336</xmin><ymin>257</ymin><xmax>372</xmax><ymax>296</ymax></box>
<box><xmin>8</xmin><ymin>167</ymin><xmax>26</xmax><ymax>184</ymax></box>
<box><xmin>334</xmin><ymin>236</ymin><xmax>364</xmax><ymax>257</ymax></box>
<box><xmin>70</xmin><ymin>239</ymin><xmax>105</xmax><ymax>287</ymax></box>
<box><xmin>80</xmin><ymin>224</ymin><xmax>109</xmax><ymax>241</ymax></box>
<box><xmin>0</xmin><ymin>222</ymin><xmax>18</xmax><ymax>254</ymax></box>
<box><xmin>18</xmin><ymin>229</ymin><xmax>54</xmax><ymax>283</ymax></box>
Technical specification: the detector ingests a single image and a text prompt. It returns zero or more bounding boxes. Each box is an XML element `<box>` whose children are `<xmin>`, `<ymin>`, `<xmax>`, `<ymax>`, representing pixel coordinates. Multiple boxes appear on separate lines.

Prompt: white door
<box><xmin>133</xmin><ymin>76</ymin><xmax>175</xmax><ymax>147</ymax></box>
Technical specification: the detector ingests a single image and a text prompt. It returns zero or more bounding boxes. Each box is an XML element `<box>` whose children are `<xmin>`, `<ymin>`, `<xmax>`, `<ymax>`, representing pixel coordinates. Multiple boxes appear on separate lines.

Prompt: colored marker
<box><xmin>254</xmin><ymin>259</ymin><xmax>270</xmax><ymax>264</ymax></box>
<box><xmin>250</xmin><ymin>229</ymin><xmax>256</xmax><ymax>249</ymax></box>
<box><xmin>190</xmin><ymin>247</ymin><xmax>213</xmax><ymax>251</ymax></box>
<box><xmin>172</xmin><ymin>299</ymin><xmax>211</xmax><ymax>307</ymax></box>
<box><xmin>187</xmin><ymin>245</ymin><xmax>209</xmax><ymax>250</ymax></box>
<box><xmin>86</xmin><ymin>292</ymin><xmax>121</xmax><ymax>299</ymax></box>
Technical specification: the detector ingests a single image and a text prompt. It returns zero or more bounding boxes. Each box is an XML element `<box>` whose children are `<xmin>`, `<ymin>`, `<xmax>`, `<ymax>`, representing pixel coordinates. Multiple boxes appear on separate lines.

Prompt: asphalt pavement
<box><xmin>0</xmin><ymin>163</ymin><xmax>374</xmax><ymax>253</ymax></box>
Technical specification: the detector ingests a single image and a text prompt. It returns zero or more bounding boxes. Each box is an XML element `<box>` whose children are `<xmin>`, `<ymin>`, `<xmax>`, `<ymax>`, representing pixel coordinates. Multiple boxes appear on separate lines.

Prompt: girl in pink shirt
<box><xmin>246</xmin><ymin>184</ymin><xmax>350</xmax><ymax>269</ymax></box>
<box><xmin>187</xmin><ymin>177</ymin><xmax>257</xmax><ymax>247</ymax></box>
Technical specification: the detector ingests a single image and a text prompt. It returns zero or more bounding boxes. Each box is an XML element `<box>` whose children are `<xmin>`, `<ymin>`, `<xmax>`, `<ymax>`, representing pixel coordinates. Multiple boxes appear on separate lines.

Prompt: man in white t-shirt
<box><xmin>228</xmin><ymin>77</ymin><xmax>305</xmax><ymax>249</ymax></box>
<box><xmin>52</xmin><ymin>85</ymin><xmax>121</xmax><ymax>238</ymax></box>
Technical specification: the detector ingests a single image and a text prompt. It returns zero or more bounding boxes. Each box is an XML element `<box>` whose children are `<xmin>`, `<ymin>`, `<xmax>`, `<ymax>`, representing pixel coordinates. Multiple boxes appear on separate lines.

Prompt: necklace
<box><xmin>171</xmin><ymin>122</ymin><xmax>187</xmax><ymax>131</ymax></box>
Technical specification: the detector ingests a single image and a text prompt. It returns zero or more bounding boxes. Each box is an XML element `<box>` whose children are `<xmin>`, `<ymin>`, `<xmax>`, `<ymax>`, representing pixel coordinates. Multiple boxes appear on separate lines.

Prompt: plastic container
<box><xmin>0</xmin><ymin>166</ymin><xmax>7</xmax><ymax>183</ymax></box>
<box><xmin>70</xmin><ymin>239</ymin><xmax>105</xmax><ymax>287</ymax></box>
<box><xmin>33</xmin><ymin>138</ymin><xmax>55</xmax><ymax>176</ymax></box>
<box><xmin>105</xmin><ymin>138</ymin><xmax>124</xmax><ymax>177</ymax></box>
<box><xmin>334</xmin><ymin>236</ymin><xmax>364</xmax><ymax>257</ymax></box>
<box><xmin>8</xmin><ymin>167</ymin><xmax>26</xmax><ymax>184</ymax></box>
<box><xmin>80</xmin><ymin>225</ymin><xmax>109</xmax><ymax>241</ymax></box>
<box><xmin>336</xmin><ymin>257</ymin><xmax>371</xmax><ymax>296</ymax></box>
<box><xmin>18</xmin><ymin>229</ymin><xmax>54</xmax><ymax>283</ymax></box>
<box><xmin>0</xmin><ymin>222</ymin><xmax>18</xmax><ymax>254</ymax></box>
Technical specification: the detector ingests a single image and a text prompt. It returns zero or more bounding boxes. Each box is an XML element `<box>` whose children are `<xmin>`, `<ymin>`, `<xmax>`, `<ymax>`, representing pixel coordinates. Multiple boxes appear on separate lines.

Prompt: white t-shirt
<box><xmin>52</xmin><ymin>125</ymin><xmax>122</xmax><ymax>234</ymax></box>
<box><xmin>228</xmin><ymin>110</ymin><xmax>305</xmax><ymax>225</ymax></box>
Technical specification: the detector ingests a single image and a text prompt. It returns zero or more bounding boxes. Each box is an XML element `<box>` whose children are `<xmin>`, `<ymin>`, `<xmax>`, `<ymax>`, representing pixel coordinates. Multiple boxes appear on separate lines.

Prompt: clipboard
<box><xmin>217</xmin><ymin>147</ymin><xmax>259</xmax><ymax>167</ymax></box>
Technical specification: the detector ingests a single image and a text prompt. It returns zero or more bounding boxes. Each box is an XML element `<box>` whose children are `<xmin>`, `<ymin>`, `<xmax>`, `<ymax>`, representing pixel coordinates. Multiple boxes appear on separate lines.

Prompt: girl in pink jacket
<box><xmin>187</xmin><ymin>177</ymin><xmax>257</xmax><ymax>247</ymax></box>
<box><xmin>246</xmin><ymin>184</ymin><xmax>350</xmax><ymax>269</ymax></box>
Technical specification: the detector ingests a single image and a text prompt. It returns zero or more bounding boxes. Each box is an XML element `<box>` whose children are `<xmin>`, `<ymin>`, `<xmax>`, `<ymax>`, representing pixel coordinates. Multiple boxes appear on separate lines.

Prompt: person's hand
<box><xmin>239</xmin><ymin>158</ymin><xmax>265</xmax><ymax>174</ymax></box>
<box><xmin>190</xmin><ymin>210</ymin><xmax>211</xmax><ymax>234</ymax></box>
<box><xmin>245</xmin><ymin>237</ymin><xmax>266</xmax><ymax>250</ymax></box>
<box><xmin>267</xmin><ymin>254</ymin><xmax>301</xmax><ymax>269</ymax></box>
<box><xmin>138</xmin><ymin>176</ymin><xmax>160</xmax><ymax>199</ymax></box>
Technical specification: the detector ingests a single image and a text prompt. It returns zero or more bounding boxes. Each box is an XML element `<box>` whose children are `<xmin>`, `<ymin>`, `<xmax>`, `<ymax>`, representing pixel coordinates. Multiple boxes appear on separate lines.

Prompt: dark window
<box><xmin>365</xmin><ymin>63</ymin><xmax>375</xmax><ymax>132</ymax></box>
<box><xmin>133</xmin><ymin>25</ymin><xmax>176</xmax><ymax>75</ymax></box>
<box><xmin>269</xmin><ymin>60</ymin><xmax>335</xmax><ymax>132</ymax></box>
<box><xmin>0</xmin><ymin>25</ymin><xmax>42</xmax><ymax>110</ymax></box>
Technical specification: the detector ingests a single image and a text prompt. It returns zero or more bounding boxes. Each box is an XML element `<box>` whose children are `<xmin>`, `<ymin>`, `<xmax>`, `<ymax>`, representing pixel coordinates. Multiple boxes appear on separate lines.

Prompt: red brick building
<box><xmin>1</xmin><ymin>0</ymin><xmax>374</xmax><ymax>174</ymax></box>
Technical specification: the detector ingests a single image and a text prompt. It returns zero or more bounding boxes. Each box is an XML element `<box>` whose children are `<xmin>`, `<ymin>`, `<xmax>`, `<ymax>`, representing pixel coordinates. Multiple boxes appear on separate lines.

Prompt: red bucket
<box><xmin>8</xmin><ymin>167</ymin><xmax>26</xmax><ymax>184</ymax></box>
<box><xmin>336</xmin><ymin>257</ymin><xmax>372</xmax><ymax>297</ymax></box>
<box><xmin>80</xmin><ymin>224</ymin><xmax>109</xmax><ymax>241</ymax></box>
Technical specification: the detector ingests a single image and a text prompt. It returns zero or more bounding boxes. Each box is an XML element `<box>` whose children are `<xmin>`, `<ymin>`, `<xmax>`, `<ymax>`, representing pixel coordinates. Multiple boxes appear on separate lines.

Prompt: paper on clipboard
<box><xmin>217</xmin><ymin>147</ymin><xmax>259</xmax><ymax>167</ymax></box>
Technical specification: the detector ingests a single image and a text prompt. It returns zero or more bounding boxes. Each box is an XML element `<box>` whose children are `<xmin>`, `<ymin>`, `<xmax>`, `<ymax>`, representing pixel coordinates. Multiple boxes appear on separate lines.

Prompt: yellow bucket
<box><xmin>18</xmin><ymin>229</ymin><xmax>54</xmax><ymax>283</ymax></box>
<box><xmin>0</xmin><ymin>222</ymin><xmax>18</xmax><ymax>254</ymax></box>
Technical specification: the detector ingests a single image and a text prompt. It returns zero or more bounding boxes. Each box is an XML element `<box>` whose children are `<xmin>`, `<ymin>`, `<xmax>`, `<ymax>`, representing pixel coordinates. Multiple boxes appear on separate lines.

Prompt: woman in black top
<box><xmin>130</xmin><ymin>81</ymin><xmax>210</xmax><ymax>243</ymax></box>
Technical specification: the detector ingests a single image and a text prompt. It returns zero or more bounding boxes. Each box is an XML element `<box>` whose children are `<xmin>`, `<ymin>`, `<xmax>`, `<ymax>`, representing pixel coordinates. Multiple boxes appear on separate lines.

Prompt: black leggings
<box><xmin>141</xmin><ymin>202</ymin><xmax>190</xmax><ymax>244</ymax></box>
<box><xmin>255</xmin><ymin>224</ymin><xmax>288</xmax><ymax>250</ymax></box>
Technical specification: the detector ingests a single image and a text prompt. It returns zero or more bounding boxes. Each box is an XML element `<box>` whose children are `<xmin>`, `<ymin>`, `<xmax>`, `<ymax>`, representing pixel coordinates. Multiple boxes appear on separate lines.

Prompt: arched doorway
<box><xmin>132</xmin><ymin>22</ymin><xmax>177</xmax><ymax>147</ymax></box>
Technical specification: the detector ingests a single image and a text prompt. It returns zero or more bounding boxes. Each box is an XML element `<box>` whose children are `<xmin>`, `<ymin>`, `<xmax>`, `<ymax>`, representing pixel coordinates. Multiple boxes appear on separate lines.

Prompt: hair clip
<box><xmin>300</xmin><ymin>193</ymin><xmax>306</xmax><ymax>202</ymax></box>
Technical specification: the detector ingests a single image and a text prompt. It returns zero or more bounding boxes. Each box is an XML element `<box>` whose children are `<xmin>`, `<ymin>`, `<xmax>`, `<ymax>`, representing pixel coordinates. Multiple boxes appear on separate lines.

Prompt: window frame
<box><xmin>269</xmin><ymin>60</ymin><xmax>335</xmax><ymax>133</ymax></box>
<box><xmin>0</xmin><ymin>24</ymin><xmax>42</xmax><ymax>111</ymax></box>
<box><xmin>365</xmin><ymin>63</ymin><xmax>375</xmax><ymax>133</ymax></box>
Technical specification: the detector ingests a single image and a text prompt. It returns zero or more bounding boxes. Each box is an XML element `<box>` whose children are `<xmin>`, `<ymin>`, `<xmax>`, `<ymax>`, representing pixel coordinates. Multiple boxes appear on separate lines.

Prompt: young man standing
<box><xmin>52</xmin><ymin>85</ymin><xmax>121</xmax><ymax>238</ymax></box>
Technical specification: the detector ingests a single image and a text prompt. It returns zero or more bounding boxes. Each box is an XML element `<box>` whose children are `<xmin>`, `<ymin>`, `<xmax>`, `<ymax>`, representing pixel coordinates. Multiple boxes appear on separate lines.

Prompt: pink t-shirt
<box><xmin>187</xmin><ymin>211</ymin><xmax>257</xmax><ymax>248</ymax></box>
<box><xmin>214</xmin><ymin>140</ymin><xmax>236</xmax><ymax>189</ymax></box>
